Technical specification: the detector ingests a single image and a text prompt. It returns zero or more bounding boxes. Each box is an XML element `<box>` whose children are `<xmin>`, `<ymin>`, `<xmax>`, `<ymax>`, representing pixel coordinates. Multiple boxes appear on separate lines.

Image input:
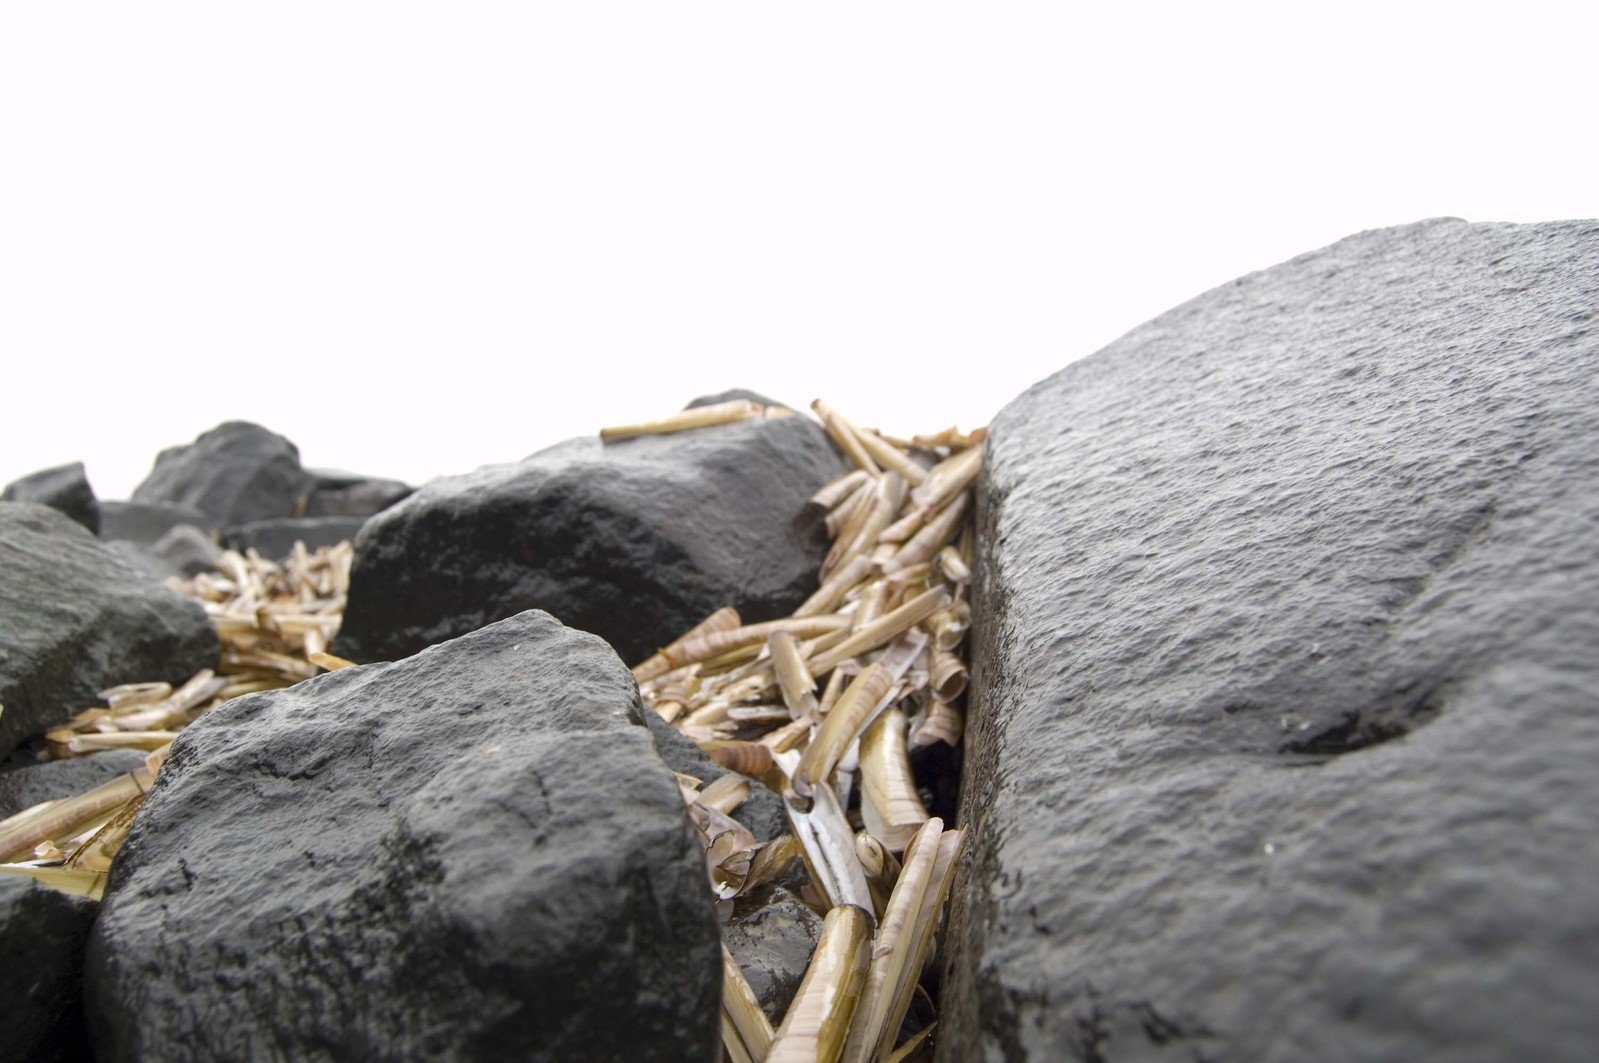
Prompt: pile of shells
<box><xmin>623</xmin><ymin>400</ymin><xmax>981</xmax><ymax>1062</ymax></box>
<box><xmin>0</xmin><ymin>542</ymin><xmax>353</xmax><ymax>898</ymax></box>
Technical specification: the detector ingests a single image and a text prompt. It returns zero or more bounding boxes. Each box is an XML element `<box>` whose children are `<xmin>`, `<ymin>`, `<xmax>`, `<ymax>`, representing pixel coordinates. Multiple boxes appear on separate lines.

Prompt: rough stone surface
<box><xmin>2</xmin><ymin>462</ymin><xmax>99</xmax><ymax>534</ymax></box>
<box><xmin>943</xmin><ymin>219</ymin><xmax>1599</xmax><ymax>1061</ymax></box>
<box><xmin>722</xmin><ymin>885</ymin><xmax>824</xmax><ymax>1023</ymax></box>
<box><xmin>0</xmin><ymin>504</ymin><xmax>218</xmax><ymax>758</ymax></box>
<box><xmin>0</xmin><ymin>877</ymin><xmax>98</xmax><ymax>1062</ymax></box>
<box><xmin>222</xmin><ymin>516</ymin><xmax>366</xmax><ymax>559</ymax></box>
<box><xmin>642</xmin><ymin>711</ymin><xmax>786</xmax><ymax>842</ymax></box>
<box><xmin>0</xmin><ymin>750</ymin><xmax>149</xmax><ymax>818</ymax></box>
<box><xmin>303</xmin><ymin>470</ymin><xmax>412</xmax><ymax>518</ymax></box>
<box><xmin>99</xmin><ymin>500</ymin><xmax>215</xmax><ymax>545</ymax></box>
<box><xmin>86</xmin><ymin>611</ymin><xmax>720</xmax><ymax>1062</ymax></box>
<box><xmin>132</xmin><ymin>421</ymin><xmax>312</xmax><ymax>527</ymax></box>
<box><xmin>337</xmin><ymin>407</ymin><xmax>847</xmax><ymax>665</ymax></box>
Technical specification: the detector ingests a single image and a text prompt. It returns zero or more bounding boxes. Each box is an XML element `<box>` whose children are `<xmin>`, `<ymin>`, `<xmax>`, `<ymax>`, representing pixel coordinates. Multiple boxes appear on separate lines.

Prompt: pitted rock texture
<box><xmin>943</xmin><ymin>219</ymin><xmax>1599</xmax><ymax>1061</ymax></box>
<box><xmin>2</xmin><ymin>462</ymin><xmax>99</xmax><ymax>534</ymax></box>
<box><xmin>86</xmin><ymin>611</ymin><xmax>720</xmax><ymax>1063</ymax></box>
<box><xmin>132</xmin><ymin>421</ymin><xmax>312</xmax><ymax>527</ymax></box>
<box><xmin>0</xmin><ymin>504</ymin><xmax>218</xmax><ymax>758</ymax></box>
<box><xmin>337</xmin><ymin>406</ymin><xmax>847</xmax><ymax>665</ymax></box>
<box><xmin>0</xmin><ymin>877</ymin><xmax>98</xmax><ymax>1062</ymax></box>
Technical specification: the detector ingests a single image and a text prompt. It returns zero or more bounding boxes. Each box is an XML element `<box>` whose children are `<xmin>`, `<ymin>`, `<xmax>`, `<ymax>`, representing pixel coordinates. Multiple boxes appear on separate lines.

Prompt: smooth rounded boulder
<box><xmin>942</xmin><ymin>219</ymin><xmax>1599</xmax><ymax>1060</ymax></box>
<box><xmin>86</xmin><ymin>610</ymin><xmax>720</xmax><ymax>1062</ymax></box>
<box><xmin>337</xmin><ymin>403</ymin><xmax>848</xmax><ymax>665</ymax></box>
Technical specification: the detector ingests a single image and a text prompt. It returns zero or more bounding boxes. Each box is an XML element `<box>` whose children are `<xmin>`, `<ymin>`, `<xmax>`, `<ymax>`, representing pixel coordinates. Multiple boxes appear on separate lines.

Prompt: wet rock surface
<box><xmin>86</xmin><ymin>610</ymin><xmax>720</xmax><ymax>1062</ymax></box>
<box><xmin>722</xmin><ymin>884</ymin><xmax>824</xmax><ymax>1023</ymax></box>
<box><xmin>132</xmin><ymin>421</ymin><xmax>312</xmax><ymax>528</ymax></box>
<box><xmin>0</xmin><ymin>751</ymin><xmax>149</xmax><ymax>818</ymax></box>
<box><xmin>2</xmin><ymin>462</ymin><xmax>100</xmax><ymax>534</ymax></box>
<box><xmin>337</xmin><ymin>405</ymin><xmax>847</xmax><ymax>665</ymax></box>
<box><xmin>0</xmin><ymin>504</ymin><xmax>218</xmax><ymax>758</ymax></box>
<box><xmin>942</xmin><ymin>219</ymin><xmax>1599</xmax><ymax>1060</ymax></box>
<box><xmin>0</xmin><ymin>877</ymin><xmax>98</xmax><ymax>1062</ymax></box>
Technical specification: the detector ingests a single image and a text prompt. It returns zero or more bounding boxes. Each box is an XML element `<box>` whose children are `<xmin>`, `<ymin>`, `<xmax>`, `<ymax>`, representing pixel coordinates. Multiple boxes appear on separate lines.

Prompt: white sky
<box><xmin>3</xmin><ymin>4</ymin><xmax>1595</xmax><ymax>497</ymax></box>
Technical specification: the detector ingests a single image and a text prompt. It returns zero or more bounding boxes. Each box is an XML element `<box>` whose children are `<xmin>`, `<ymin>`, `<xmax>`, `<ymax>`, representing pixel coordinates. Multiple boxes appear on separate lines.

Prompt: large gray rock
<box><xmin>99</xmin><ymin>500</ymin><xmax>215</xmax><ymax>545</ymax></box>
<box><xmin>0</xmin><ymin>877</ymin><xmax>98</xmax><ymax>1062</ymax></box>
<box><xmin>943</xmin><ymin>219</ymin><xmax>1599</xmax><ymax>1061</ymax></box>
<box><xmin>0</xmin><ymin>504</ymin><xmax>218</xmax><ymax>758</ymax></box>
<box><xmin>0</xmin><ymin>751</ymin><xmax>149</xmax><ymax>818</ymax></box>
<box><xmin>221</xmin><ymin>516</ymin><xmax>365</xmax><ymax>559</ymax></box>
<box><xmin>86</xmin><ymin>610</ymin><xmax>720</xmax><ymax>1062</ymax></box>
<box><xmin>337</xmin><ymin>405</ymin><xmax>848</xmax><ymax>665</ymax></box>
<box><xmin>132</xmin><ymin>421</ymin><xmax>312</xmax><ymax>527</ymax></box>
<box><xmin>2</xmin><ymin>462</ymin><xmax>99</xmax><ymax>534</ymax></box>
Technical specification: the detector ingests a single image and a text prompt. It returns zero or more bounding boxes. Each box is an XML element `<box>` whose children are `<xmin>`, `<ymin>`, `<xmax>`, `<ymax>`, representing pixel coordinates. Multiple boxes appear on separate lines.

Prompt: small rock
<box><xmin>684</xmin><ymin>389</ymin><xmax>790</xmax><ymax>411</ymax></box>
<box><xmin>337</xmin><ymin>398</ymin><xmax>848</xmax><ymax>665</ymax></box>
<box><xmin>303</xmin><ymin>470</ymin><xmax>412</xmax><ymax>518</ymax></box>
<box><xmin>722</xmin><ymin>885</ymin><xmax>823</xmax><ymax>1024</ymax></box>
<box><xmin>86</xmin><ymin>611</ymin><xmax>719</xmax><ymax>1062</ymax></box>
<box><xmin>99</xmin><ymin>500</ymin><xmax>215</xmax><ymax>545</ymax></box>
<box><xmin>0</xmin><ymin>877</ymin><xmax>98</xmax><ymax>1062</ymax></box>
<box><xmin>0</xmin><ymin>503</ymin><xmax>218</xmax><ymax>758</ymax></box>
<box><xmin>221</xmin><ymin>516</ymin><xmax>365</xmax><ymax>559</ymax></box>
<box><xmin>0</xmin><ymin>751</ymin><xmax>149</xmax><ymax>818</ymax></box>
<box><xmin>132</xmin><ymin>421</ymin><xmax>312</xmax><ymax>527</ymax></box>
<box><xmin>2</xmin><ymin>462</ymin><xmax>99</xmax><ymax>534</ymax></box>
<box><xmin>642</xmin><ymin>711</ymin><xmax>786</xmax><ymax>842</ymax></box>
<box><xmin>148</xmin><ymin>525</ymin><xmax>223</xmax><ymax>579</ymax></box>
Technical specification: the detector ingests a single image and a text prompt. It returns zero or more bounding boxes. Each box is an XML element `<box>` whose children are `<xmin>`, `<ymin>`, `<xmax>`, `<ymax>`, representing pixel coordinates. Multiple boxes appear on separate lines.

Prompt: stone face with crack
<box><xmin>942</xmin><ymin>220</ymin><xmax>1599</xmax><ymax>1060</ymax></box>
<box><xmin>0</xmin><ymin>503</ymin><xmax>218</xmax><ymax>758</ymax></box>
<box><xmin>337</xmin><ymin>404</ymin><xmax>847</xmax><ymax>665</ymax></box>
<box><xmin>85</xmin><ymin>610</ymin><xmax>720</xmax><ymax>1062</ymax></box>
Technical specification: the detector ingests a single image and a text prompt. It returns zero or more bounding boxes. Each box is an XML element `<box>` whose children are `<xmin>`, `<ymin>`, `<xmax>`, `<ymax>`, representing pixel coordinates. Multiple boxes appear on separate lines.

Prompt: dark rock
<box><xmin>0</xmin><ymin>504</ymin><xmax>218</xmax><ymax>758</ymax></box>
<box><xmin>684</xmin><ymin>389</ymin><xmax>790</xmax><ymax>411</ymax></box>
<box><xmin>302</xmin><ymin>470</ymin><xmax>412</xmax><ymax>519</ymax></box>
<box><xmin>0</xmin><ymin>751</ymin><xmax>149</xmax><ymax>818</ymax></box>
<box><xmin>642</xmin><ymin>711</ymin><xmax>786</xmax><ymax>842</ymax></box>
<box><xmin>99</xmin><ymin>500</ymin><xmax>215</xmax><ymax>545</ymax></box>
<box><xmin>943</xmin><ymin>219</ymin><xmax>1599</xmax><ymax>1060</ymax></box>
<box><xmin>2</xmin><ymin>462</ymin><xmax>99</xmax><ymax>534</ymax></box>
<box><xmin>0</xmin><ymin>877</ymin><xmax>98</xmax><ymax>1062</ymax></box>
<box><xmin>722</xmin><ymin>885</ymin><xmax>823</xmax><ymax>1024</ymax></box>
<box><xmin>86</xmin><ymin>611</ymin><xmax>720</xmax><ymax>1062</ymax></box>
<box><xmin>131</xmin><ymin>421</ymin><xmax>312</xmax><ymax>527</ymax></box>
<box><xmin>147</xmin><ymin>525</ymin><xmax>222</xmax><ymax>579</ymax></box>
<box><xmin>221</xmin><ymin>516</ymin><xmax>366</xmax><ymax>559</ymax></box>
<box><xmin>337</xmin><ymin>408</ymin><xmax>848</xmax><ymax>665</ymax></box>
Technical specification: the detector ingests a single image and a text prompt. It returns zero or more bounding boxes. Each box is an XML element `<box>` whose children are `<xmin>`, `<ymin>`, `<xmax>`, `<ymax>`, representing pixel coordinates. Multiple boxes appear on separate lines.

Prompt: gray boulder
<box><xmin>0</xmin><ymin>750</ymin><xmax>149</xmax><ymax>818</ymax></box>
<box><xmin>132</xmin><ymin>421</ymin><xmax>311</xmax><ymax>527</ymax></box>
<box><xmin>2</xmin><ymin>462</ymin><xmax>99</xmax><ymax>534</ymax></box>
<box><xmin>0</xmin><ymin>877</ymin><xmax>98</xmax><ymax>1062</ymax></box>
<box><xmin>99</xmin><ymin>500</ymin><xmax>215</xmax><ymax>545</ymax></box>
<box><xmin>221</xmin><ymin>516</ymin><xmax>365</xmax><ymax>559</ymax></box>
<box><xmin>941</xmin><ymin>219</ymin><xmax>1599</xmax><ymax>1061</ymax></box>
<box><xmin>303</xmin><ymin>469</ymin><xmax>412</xmax><ymax>518</ymax></box>
<box><xmin>337</xmin><ymin>403</ymin><xmax>848</xmax><ymax>665</ymax></box>
<box><xmin>86</xmin><ymin>610</ymin><xmax>720</xmax><ymax>1062</ymax></box>
<box><xmin>147</xmin><ymin>525</ymin><xmax>223</xmax><ymax>579</ymax></box>
<box><xmin>0</xmin><ymin>504</ymin><xmax>218</xmax><ymax>758</ymax></box>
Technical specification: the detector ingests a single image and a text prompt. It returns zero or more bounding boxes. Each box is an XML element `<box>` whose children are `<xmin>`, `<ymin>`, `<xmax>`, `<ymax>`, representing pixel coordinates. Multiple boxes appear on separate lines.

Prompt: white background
<box><xmin>3</xmin><ymin>4</ymin><xmax>1595</xmax><ymax>496</ymax></box>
